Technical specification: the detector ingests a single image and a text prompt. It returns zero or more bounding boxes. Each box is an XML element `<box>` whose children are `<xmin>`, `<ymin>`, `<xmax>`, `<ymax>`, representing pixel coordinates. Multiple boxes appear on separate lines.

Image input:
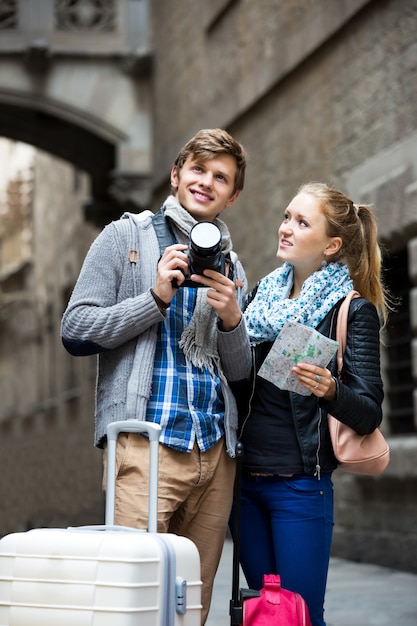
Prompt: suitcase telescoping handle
<box><xmin>105</xmin><ymin>420</ymin><xmax>161</xmax><ymax>533</ymax></box>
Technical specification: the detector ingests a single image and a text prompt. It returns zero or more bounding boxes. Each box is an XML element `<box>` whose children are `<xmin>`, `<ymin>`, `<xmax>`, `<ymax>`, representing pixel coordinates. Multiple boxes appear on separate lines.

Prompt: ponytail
<box><xmin>349</xmin><ymin>204</ymin><xmax>388</xmax><ymax>325</ymax></box>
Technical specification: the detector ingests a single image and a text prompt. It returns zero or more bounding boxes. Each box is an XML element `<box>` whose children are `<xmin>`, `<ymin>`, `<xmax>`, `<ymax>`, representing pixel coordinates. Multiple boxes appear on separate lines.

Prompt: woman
<box><xmin>192</xmin><ymin>182</ymin><xmax>390</xmax><ymax>626</ymax></box>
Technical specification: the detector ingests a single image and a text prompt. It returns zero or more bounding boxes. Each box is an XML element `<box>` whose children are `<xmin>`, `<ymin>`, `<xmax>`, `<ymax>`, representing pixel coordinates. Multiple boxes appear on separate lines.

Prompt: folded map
<box><xmin>257</xmin><ymin>321</ymin><xmax>339</xmax><ymax>396</ymax></box>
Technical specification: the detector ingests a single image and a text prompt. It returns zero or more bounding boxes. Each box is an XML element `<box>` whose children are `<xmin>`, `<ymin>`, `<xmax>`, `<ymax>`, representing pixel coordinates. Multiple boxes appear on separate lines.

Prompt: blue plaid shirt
<box><xmin>146</xmin><ymin>287</ymin><xmax>225</xmax><ymax>452</ymax></box>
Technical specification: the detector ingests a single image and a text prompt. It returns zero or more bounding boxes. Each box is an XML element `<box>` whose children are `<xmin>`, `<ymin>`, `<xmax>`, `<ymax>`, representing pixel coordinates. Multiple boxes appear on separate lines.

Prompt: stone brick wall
<box><xmin>332</xmin><ymin>439</ymin><xmax>417</xmax><ymax>574</ymax></box>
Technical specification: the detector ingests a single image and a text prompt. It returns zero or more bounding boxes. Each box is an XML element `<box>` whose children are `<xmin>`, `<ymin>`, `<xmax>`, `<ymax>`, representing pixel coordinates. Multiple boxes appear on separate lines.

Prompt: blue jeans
<box><xmin>230</xmin><ymin>472</ymin><xmax>334</xmax><ymax>626</ymax></box>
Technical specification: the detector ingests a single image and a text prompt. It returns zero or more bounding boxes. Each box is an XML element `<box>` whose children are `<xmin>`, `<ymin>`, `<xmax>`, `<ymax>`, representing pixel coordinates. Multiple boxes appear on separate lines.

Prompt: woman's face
<box><xmin>277</xmin><ymin>192</ymin><xmax>341</xmax><ymax>273</ymax></box>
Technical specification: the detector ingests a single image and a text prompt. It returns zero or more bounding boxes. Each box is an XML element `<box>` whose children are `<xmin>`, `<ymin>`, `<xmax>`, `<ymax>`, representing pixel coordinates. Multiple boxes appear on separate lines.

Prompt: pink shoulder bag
<box><xmin>328</xmin><ymin>291</ymin><xmax>390</xmax><ymax>475</ymax></box>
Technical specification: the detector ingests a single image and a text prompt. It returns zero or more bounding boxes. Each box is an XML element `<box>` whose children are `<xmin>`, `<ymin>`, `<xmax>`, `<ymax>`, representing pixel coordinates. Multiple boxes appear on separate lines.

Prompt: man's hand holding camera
<box><xmin>190</xmin><ymin>269</ymin><xmax>243</xmax><ymax>331</ymax></box>
<box><xmin>153</xmin><ymin>243</ymin><xmax>188</xmax><ymax>305</ymax></box>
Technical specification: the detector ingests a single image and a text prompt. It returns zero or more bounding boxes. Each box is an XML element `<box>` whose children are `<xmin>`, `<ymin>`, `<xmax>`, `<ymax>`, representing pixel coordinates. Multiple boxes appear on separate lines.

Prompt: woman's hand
<box><xmin>291</xmin><ymin>363</ymin><xmax>337</xmax><ymax>400</ymax></box>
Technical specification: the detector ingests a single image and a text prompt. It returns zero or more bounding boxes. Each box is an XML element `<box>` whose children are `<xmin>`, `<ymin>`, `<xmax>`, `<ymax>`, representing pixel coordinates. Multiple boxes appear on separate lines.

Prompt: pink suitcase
<box><xmin>0</xmin><ymin>420</ymin><xmax>202</xmax><ymax>625</ymax></box>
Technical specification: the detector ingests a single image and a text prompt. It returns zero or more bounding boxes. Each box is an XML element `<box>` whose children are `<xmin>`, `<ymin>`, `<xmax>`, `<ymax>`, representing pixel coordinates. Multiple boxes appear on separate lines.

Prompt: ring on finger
<box><xmin>316</xmin><ymin>374</ymin><xmax>322</xmax><ymax>382</ymax></box>
<box><xmin>313</xmin><ymin>383</ymin><xmax>319</xmax><ymax>389</ymax></box>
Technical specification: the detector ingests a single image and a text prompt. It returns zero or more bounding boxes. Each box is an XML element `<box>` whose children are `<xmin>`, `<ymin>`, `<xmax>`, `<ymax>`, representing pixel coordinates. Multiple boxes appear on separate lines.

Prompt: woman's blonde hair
<box><xmin>298</xmin><ymin>182</ymin><xmax>391</xmax><ymax>325</ymax></box>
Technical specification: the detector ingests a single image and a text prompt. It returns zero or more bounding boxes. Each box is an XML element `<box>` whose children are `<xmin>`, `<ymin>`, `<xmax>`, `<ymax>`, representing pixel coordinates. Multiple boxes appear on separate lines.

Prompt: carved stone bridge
<box><xmin>0</xmin><ymin>0</ymin><xmax>152</xmax><ymax>226</ymax></box>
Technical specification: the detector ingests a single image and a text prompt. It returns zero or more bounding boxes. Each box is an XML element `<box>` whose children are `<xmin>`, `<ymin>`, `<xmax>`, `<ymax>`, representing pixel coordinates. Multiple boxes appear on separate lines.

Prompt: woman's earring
<box><xmin>321</xmin><ymin>258</ymin><xmax>328</xmax><ymax>269</ymax></box>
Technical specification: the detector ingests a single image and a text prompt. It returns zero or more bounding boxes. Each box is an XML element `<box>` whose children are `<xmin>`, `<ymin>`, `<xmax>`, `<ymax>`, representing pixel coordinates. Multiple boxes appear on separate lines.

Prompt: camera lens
<box><xmin>188</xmin><ymin>222</ymin><xmax>224</xmax><ymax>277</ymax></box>
<box><xmin>189</xmin><ymin>222</ymin><xmax>222</xmax><ymax>256</ymax></box>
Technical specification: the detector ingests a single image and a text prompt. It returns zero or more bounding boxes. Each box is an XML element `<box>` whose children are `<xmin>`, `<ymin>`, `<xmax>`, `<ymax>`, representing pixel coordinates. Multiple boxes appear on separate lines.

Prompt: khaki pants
<box><xmin>103</xmin><ymin>433</ymin><xmax>236</xmax><ymax>625</ymax></box>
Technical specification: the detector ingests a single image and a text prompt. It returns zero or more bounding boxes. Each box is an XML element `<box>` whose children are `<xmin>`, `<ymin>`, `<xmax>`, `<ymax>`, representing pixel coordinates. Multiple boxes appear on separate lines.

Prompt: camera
<box><xmin>174</xmin><ymin>221</ymin><xmax>234</xmax><ymax>288</ymax></box>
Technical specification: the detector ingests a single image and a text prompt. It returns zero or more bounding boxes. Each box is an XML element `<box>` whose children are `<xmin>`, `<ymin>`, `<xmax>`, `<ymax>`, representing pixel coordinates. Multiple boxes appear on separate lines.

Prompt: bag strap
<box><xmin>335</xmin><ymin>290</ymin><xmax>360</xmax><ymax>376</ymax></box>
<box><xmin>152</xmin><ymin>208</ymin><xmax>177</xmax><ymax>255</ymax></box>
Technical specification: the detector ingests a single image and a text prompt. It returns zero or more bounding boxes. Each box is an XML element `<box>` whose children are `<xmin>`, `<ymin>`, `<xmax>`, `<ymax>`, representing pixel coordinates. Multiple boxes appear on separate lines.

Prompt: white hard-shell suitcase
<box><xmin>0</xmin><ymin>420</ymin><xmax>202</xmax><ymax>625</ymax></box>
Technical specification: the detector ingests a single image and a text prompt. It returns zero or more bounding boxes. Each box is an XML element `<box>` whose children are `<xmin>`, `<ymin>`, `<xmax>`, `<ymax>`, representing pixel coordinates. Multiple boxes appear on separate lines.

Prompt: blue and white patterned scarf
<box><xmin>244</xmin><ymin>261</ymin><xmax>353</xmax><ymax>345</ymax></box>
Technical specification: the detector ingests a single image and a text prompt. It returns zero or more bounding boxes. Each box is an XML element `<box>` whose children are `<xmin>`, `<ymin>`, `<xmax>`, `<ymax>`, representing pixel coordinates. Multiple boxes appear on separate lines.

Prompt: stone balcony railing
<box><xmin>0</xmin><ymin>0</ymin><xmax>151</xmax><ymax>72</ymax></box>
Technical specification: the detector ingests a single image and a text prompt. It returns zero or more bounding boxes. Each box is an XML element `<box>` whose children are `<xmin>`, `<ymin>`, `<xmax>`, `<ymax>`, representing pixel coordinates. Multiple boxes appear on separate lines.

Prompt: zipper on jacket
<box><xmin>314</xmin><ymin>408</ymin><xmax>323</xmax><ymax>480</ymax></box>
<box><xmin>238</xmin><ymin>346</ymin><xmax>257</xmax><ymax>440</ymax></box>
<box><xmin>313</xmin><ymin>304</ymin><xmax>341</xmax><ymax>480</ymax></box>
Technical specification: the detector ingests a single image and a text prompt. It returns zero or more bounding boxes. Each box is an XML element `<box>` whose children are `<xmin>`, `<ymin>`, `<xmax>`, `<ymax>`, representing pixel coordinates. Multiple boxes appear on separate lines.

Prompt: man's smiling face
<box><xmin>170</xmin><ymin>154</ymin><xmax>240</xmax><ymax>222</ymax></box>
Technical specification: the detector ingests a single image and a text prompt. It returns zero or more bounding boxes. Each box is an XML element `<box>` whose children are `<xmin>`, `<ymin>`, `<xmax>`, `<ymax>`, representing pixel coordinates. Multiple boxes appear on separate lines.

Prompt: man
<box><xmin>61</xmin><ymin>128</ymin><xmax>247</xmax><ymax>624</ymax></box>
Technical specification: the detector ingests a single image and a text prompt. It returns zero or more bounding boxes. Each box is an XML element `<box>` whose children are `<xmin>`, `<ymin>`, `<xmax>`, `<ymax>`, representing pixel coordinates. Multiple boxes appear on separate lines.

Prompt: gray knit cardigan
<box><xmin>61</xmin><ymin>209</ymin><xmax>250</xmax><ymax>457</ymax></box>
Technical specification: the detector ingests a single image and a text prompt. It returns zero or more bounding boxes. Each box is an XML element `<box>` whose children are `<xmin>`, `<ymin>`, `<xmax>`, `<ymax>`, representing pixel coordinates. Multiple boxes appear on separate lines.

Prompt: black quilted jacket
<box><xmin>232</xmin><ymin>296</ymin><xmax>384</xmax><ymax>477</ymax></box>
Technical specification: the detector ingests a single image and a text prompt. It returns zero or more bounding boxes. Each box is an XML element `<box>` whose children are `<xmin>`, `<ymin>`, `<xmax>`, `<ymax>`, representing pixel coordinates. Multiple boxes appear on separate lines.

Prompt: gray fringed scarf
<box><xmin>163</xmin><ymin>195</ymin><xmax>234</xmax><ymax>376</ymax></box>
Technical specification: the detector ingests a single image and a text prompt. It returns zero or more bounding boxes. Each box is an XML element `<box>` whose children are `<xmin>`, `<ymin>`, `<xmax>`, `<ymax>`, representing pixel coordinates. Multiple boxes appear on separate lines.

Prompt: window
<box><xmin>384</xmin><ymin>248</ymin><xmax>414</xmax><ymax>433</ymax></box>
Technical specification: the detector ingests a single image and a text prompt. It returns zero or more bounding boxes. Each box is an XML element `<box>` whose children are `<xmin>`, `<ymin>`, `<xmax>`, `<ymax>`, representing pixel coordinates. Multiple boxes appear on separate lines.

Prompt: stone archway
<box><xmin>0</xmin><ymin>0</ymin><xmax>152</xmax><ymax>227</ymax></box>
